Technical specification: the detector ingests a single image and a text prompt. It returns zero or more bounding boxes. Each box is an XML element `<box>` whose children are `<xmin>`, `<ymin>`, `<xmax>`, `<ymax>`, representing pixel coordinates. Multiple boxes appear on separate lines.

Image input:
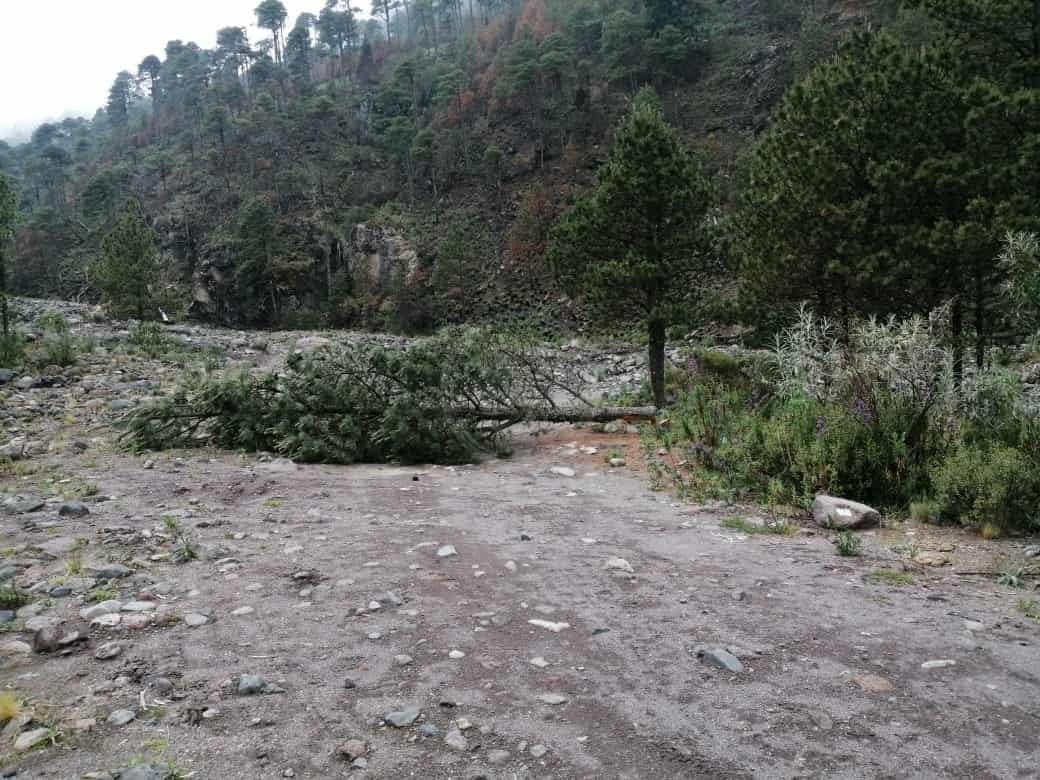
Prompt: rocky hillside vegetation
<box><xmin>0</xmin><ymin>0</ymin><xmax>875</xmax><ymax>329</ymax></box>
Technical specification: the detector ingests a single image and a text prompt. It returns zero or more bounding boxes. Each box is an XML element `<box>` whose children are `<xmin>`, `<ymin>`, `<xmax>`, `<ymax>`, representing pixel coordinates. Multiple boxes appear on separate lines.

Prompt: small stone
<box><xmin>25</xmin><ymin>615</ymin><xmax>62</xmax><ymax>632</ymax></box>
<box><xmin>238</xmin><ymin>674</ymin><xmax>267</xmax><ymax>695</ymax></box>
<box><xmin>394</xmin><ymin>654</ymin><xmax>414</xmax><ymax>667</ymax></box>
<box><xmin>95</xmin><ymin>641</ymin><xmax>123</xmax><ymax>660</ymax></box>
<box><xmin>343</xmin><ymin>678</ymin><xmax>357</xmax><ymax>690</ymax></box>
<box><xmin>92</xmin><ymin>613</ymin><xmax>122</xmax><ymax>627</ymax></box>
<box><xmin>437</xmin><ymin>545</ymin><xmax>458</xmax><ymax>558</ymax></box>
<box><xmin>505</xmin><ymin>560</ymin><xmax>517</xmax><ymax>572</ymax></box>
<box><xmin>550</xmin><ymin>466</ymin><xmax>576</xmax><ymax>477</ymax></box>
<box><xmin>121</xmin><ymin>601</ymin><xmax>156</xmax><ymax>613</ymax></box>
<box><xmin>384</xmin><ymin>708</ymin><xmax>421</xmax><ymax>728</ymax></box>
<box><xmin>921</xmin><ymin>659</ymin><xmax>956</xmax><ymax>669</ymax></box>
<box><xmin>338</xmin><ymin>739</ymin><xmax>368</xmax><ymax>761</ymax></box>
<box><xmin>963</xmin><ymin>620</ymin><xmax>985</xmax><ymax>632</ymax></box>
<box><xmin>231</xmin><ymin>606</ymin><xmax>255</xmax><ymax>616</ymax></box>
<box><xmin>915</xmin><ymin>552</ymin><xmax>950</xmax><ymax>567</ymax></box>
<box><xmin>152</xmin><ymin>678</ymin><xmax>174</xmax><ymax>696</ymax></box>
<box><xmin>487</xmin><ymin>749</ymin><xmax>511</xmax><ymax>765</ymax></box>
<box><xmin>126</xmin><ymin>613</ymin><xmax>152</xmax><ymax>630</ymax></box>
<box><xmin>604</xmin><ymin>557</ymin><xmax>634</xmax><ymax>574</ymax></box>
<box><xmin>608</xmin><ymin>457</ymin><xmax>626</xmax><ymax>467</ymax></box>
<box><xmin>530</xmin><ymin>656</ymin><xmax>550</xmax><ymax>668</ymax></box>
<box><xmin>382</xmin><ymin>591</ymin><xmax>404</xmax><ymax>607</ymax></box>
<box><xmin>449</xmin><ymin>649</ymin><xmax>465</xmax><ymax>659</ymax></box>
<box><xmin>530</xmin><ymin>744</ymin><xmax>549</xmax><ymax>758</ymax></box>
<box><xmin>80</xmin><ymin>600</ymin><xmax>123</xmax><ymax>620</ymax></box>
<box><xmin>444</xmin><ymin>728</ymin><xmax>468</xmax><ymax>751</ymax></box>
<box><xmin>367</xmin><ymin>632</ymin><xmax>382</xmax><ymax>640</ymax></box>
<box><xmin>95</xmin><ymin>563</ymin><xmax>132</xmax><ymax>580</ymax></box>
<box><xmin>59</xmin><ymin>501</ymin><xmax>90</xmax><ymax>518</ymax></box>
<box><xmin>419</xmin><ymin>723</ymin><xmax>441</xmax><ymax>738</ymax></box>
<box><xmin>352</xmin><ymin>758</ymin><xmax>368</xmax><ymax>770</ymax></box>
<box><xmin>120</xmin><ymin>763</ymin><xmax>167</xmax><ymax>780</ymax></box>
<box><xmin>700</xmin><ymin>648</ymin><xmax>744</xmax><ymax>673</ymax></box>
<box><xmin>107</xmin><ymin>709</ymin><xmax>136</xmax><ymax>726</ymax></box>
<box><xmin>537</xmin><ymin>693</ymin><xmax>568</xmax><ymax>705</ymax></box>
<box><xmin>528</xmin><ymin>619</ymin><xmax>570</xmax><ymax>633</ymax></box>
<box><xmin>14</xmin><ymin>727</ymin><xmax>51</xmax><ymax>752</ymax></box>
<box><xmin>33</xmin><ymin>626</ymin><xmax>62</xmax><ymax>654</ymax></box>
<box><xmin>184</xmin><ymin>612</ymin><xmax>209</xmax><ymax>627</ymax></box>
<box><xmin>852</xmin><ymin>673</ymin><xmax>886</xmax><ymax>694</ymax></box>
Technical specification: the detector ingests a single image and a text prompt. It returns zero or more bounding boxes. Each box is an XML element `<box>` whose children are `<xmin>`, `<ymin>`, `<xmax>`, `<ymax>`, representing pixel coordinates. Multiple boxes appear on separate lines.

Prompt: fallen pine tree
<box><xmin>123</xmin><ymin>327</ymin><xmax>656</xmax><ymax>464</ymax></box>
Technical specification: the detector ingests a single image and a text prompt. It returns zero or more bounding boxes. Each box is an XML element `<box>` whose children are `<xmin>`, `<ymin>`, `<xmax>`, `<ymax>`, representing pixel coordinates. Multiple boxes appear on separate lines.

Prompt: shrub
<box><xmin>998</xmin><ymin>566</ymin><xmax>1027</xmax><ymax>588</ymax></box>
<box><xmin>931</xmin><ymin>445</ymin><xmax>1040</xmax><ymax>533</ymax></box>
<box><xmin>0</xmin><ymin>691</ymin><xmax>20</xmax><ymax>723</ymax></box>
<box><xmin>128</xmin><ymin>322</ymin><xmax>173</xmax><ymax>358</ymax></box>
<box><xmin>650</xmin><ymin>307</ymin><xmax>1040</xmax><ymax>538</ymax></box>
<box><xmin>719</xmin><ymin>516</ymin><xmax>795</xmax><ymax>536</ymax></box>
<box><xmin>1020</xmin><ymin>599</ymin><xmax>1040</xmax><ymax>621</ymax></box>
<box><xmin>34</xmin><ymin>310</ymin><xmax>77</xmax><ymax>367</ymax></box>
<box><xmin>910</xmin><ymin>501</ymin><xmax>940</xmax><ymax>524</ymax></box>
<box><xmin>0</xmin><ymin>330</ymin><xmax>25</xmax><ymax>368</ymax></box>
<box><xmin>834</xmin><ymin>530</ymin><xmax>862</xmax><ymax>557</ymax></box>
<box><xmin>866</xmin><ymin>569</ymin><xmax>913</xmax><ymax>586</ymax></box>
<box><xmin>0</xmin><ymin>585</ymin><xmax>29</xmax><ymax>610</ymax></box>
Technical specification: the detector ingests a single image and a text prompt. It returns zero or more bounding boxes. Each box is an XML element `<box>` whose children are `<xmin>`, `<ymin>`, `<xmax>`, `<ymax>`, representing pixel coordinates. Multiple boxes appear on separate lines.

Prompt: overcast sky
<box><xmin>1</xmin><ymin>0</ymin><xmax>311</xmax><ymax>141</ymax></box>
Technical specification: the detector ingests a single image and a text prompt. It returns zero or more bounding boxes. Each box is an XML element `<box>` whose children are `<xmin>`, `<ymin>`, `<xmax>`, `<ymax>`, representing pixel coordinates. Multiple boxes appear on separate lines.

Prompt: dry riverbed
<box><xmin>1</xmin><ymin>303</ymin><xmax>1038</xmax><ymax>779</ymax></box>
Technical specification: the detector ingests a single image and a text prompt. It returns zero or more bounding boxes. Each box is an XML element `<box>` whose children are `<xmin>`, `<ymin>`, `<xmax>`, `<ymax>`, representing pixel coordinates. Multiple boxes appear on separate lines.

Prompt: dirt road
<box><xmin>1</xmin><ymin>305</ymin><xmax>1038</xmax><ymax>778</ymax></box>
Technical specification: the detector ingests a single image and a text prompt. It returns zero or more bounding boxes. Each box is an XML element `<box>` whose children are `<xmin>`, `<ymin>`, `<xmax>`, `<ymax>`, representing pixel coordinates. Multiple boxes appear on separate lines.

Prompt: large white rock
<box><xmin>812</xmin><ymin>495</ymin><xmax>880</xmax><ymax>530</ymax></box>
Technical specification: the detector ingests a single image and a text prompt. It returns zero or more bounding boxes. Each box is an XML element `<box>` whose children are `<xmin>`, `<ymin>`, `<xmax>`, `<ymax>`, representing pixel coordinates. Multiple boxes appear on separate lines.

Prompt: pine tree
<box><xmin>737</xmin><ymin>27</ymin><xmax>1040</xmax><ymax>367</ymax></box>
<box><xmin>548</xmin><ymin>90</ymin><xmax>713</xmax><ymax>407</ymax></box>
<box><xmin>91</xmin><ymin>203</ymin><xmax>161</xmax><ymax>320</ymax></box>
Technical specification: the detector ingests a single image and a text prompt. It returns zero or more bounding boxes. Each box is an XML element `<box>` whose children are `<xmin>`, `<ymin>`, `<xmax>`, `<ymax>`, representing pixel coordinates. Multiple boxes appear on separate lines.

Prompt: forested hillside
<box><xmin>0</xmin><ymin>0</ymin><xmax>872</xmax><ymax>330</ymax></box>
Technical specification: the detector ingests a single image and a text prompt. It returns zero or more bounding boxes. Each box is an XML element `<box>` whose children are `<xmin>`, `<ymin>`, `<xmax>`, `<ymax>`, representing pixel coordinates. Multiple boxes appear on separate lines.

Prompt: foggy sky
<box><xmin>1</xmin><ymin>0</ymin><xmax>310</xmax><ymax>141</ymax></box>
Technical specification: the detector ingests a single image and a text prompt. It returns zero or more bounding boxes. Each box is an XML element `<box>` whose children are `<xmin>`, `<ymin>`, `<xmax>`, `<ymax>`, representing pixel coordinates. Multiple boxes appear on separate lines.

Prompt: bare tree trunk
<box><xmin>648</xmin><ymin>318</ymin><xmax>666</xmax><ymax>409</ymax></box>
<box><xmin>451</xmin><ymin>405</ymin><xmax>658</xmax><ymax>423</ymax></box>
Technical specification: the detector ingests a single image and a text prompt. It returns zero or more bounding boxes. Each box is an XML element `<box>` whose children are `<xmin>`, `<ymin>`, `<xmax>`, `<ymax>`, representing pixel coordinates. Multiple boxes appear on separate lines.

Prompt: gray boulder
<box><xmin>59</xmin><ymin>500</ymin><xmax>90</xmax><ymax>518</ymax></box>
<box><xmin>812</xmin><ymin>495</ymin><xmax>880</xmax><ymax>530</ymax></box>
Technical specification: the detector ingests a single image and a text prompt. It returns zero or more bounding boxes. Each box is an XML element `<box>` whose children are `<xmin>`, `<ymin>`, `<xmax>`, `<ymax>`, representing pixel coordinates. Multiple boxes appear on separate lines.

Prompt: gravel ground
<box><xmin>1</xmin><ymin>303</ymin><xmax>1038</xmax><ymax>779</ymax></box>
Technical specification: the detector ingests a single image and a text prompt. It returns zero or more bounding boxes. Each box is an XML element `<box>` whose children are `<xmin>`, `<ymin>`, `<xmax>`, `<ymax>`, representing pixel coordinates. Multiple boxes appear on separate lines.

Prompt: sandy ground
<box><xmin>1</xmin><ymin>309</ymin><xmax>1039</xmax><ymax>779</ymax></box>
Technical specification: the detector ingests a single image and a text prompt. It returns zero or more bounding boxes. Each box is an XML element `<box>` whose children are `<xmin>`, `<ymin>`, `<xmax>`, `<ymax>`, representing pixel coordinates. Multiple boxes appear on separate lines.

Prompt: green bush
<box><xmin>0</xmin><ymin>330</ymin><xmax>25</xmax><ymax>369</ymax></box>
<box><xmin>931</xmin><ymin>445</ymin><xmax>1040</xmax><ymax>533</ymax></box>
<box><xmin>834</xmin><ymin>530</ymin><xmax>862</xmax><ymax>556</ymax></box>
<box><xmin>34</xmin><ymin>310</ymin><xmax>78</xmax><ymax>367</ymax></box>
<box><xmin>127</xmin><ymin>321</ymin><xmax>173</xmax><ymax>358</ymax></box>
<box><xmin>909</xmin><ymin>500</ymin><xmax>940</xmax><ymax>524</ymax></box>
<box><xmin>653</xmin><ymin>381</ymin><xmax>945</xmax><ymax>509</ymax></box>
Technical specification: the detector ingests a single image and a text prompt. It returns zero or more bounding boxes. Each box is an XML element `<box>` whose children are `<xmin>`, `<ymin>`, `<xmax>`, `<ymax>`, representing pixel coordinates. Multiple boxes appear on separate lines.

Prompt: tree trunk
<box><xmin>951</xmin><ymin>296</ymin><xmax>964</xmax><ymax>390</ymax></box>
<box><xmin>648</xmin><ymin>318</ymin><xmax>666</xmax><ymax>409</ymax></box>
<box><xmin>450</xmin><ymin>405</ymin><xmax>658</xmax><ymax>423</ymax></box>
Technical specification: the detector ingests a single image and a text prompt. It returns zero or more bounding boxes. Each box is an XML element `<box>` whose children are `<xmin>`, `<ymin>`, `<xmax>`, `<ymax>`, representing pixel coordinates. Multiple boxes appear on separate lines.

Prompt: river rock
<box><xmin>812</xmin><ymin>495</ymin><xmax>880</xmax><ymax>530</ymax></box>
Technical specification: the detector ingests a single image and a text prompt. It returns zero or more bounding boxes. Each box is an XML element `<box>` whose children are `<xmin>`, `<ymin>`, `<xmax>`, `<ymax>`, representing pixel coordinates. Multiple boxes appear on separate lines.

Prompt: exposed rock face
<box><xmin>349</xmin><ymin>223</ymin><xmax>420</xmax><ymax>295</ymax></box>
<box><xmin>812</xmin><ymin>495</ymin><xmax>880</xmax><ymax>530</ymax></box>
